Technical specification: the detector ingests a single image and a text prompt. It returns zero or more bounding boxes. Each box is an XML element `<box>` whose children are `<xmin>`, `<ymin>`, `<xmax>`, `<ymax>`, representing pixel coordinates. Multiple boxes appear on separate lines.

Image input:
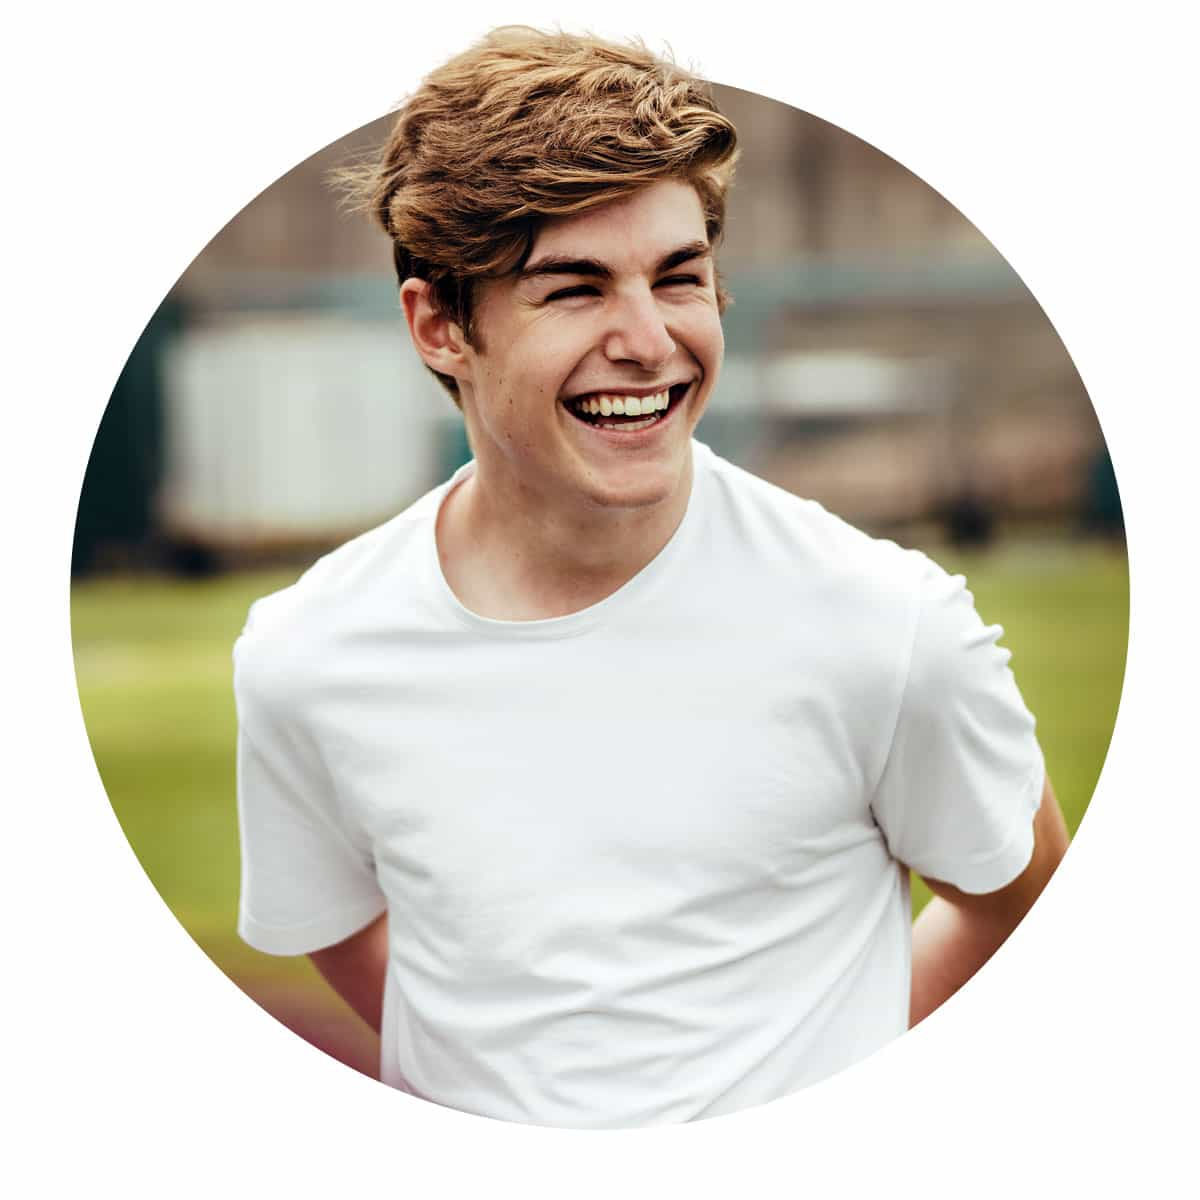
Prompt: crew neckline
<box><xmin>424</xmin><ymin>441</ymin><xmax>712</xmax><ymax>639</ymax></box>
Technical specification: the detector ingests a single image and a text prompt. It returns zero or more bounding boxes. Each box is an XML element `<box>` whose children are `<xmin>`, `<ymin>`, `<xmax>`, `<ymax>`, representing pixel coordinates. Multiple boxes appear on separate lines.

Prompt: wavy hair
<box><xmin>337</xmin><ymin>26</ymin><xmax>739</xmax><ymax>401</ymax></box>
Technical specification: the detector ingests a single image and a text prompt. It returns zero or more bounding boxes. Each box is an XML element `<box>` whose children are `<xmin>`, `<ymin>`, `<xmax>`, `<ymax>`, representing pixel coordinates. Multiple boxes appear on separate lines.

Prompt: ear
<box><xmin>399</xmin><ymin>279</ymin><xmax>470</xmax><ymax>381</ymax></box>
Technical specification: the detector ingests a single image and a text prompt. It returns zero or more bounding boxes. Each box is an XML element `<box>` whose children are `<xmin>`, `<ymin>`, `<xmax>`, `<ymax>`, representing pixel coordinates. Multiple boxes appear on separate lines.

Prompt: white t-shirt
<box><xmin>235</xmin><ymin>441</ymin><xmax>1044</xmax><ymax>1127</ymax></box>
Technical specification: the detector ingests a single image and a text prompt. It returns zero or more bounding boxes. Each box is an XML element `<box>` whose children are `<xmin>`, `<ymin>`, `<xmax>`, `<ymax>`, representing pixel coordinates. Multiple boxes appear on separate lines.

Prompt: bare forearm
<box><xmin>309</xmin><ymin>912</ymin><xmax>389</xmax><ymax>1034</ymax></box>
<box><xmin>910</xmin><ymin>773</ymin><xmax>1069</xmax><ymax>1027</ymax></box>
<box><xmin>909</xmin><ymin>895</ymin><xmax>1014</xmax><ymax>1027</ymax></box>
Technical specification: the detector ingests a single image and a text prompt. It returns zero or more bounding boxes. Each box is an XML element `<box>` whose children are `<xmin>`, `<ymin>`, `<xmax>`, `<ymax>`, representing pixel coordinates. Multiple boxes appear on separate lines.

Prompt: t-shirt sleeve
<box><xmin>869</xmin><ymin>556</ymin><xmax>1045</xmax><ymax>894</ymax></box>
<box><xmin>233</xmin><ymin>603</ymin><xmax>387</xmax><ymax>956</ymax></box>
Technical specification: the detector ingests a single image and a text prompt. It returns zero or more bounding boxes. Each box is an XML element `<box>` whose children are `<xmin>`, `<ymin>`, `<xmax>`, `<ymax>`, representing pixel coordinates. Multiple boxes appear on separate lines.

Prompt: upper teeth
<box><xmin>574</xmin><ymin>389</ymin><xmax>671</xmax><ymax>417</ymax></box>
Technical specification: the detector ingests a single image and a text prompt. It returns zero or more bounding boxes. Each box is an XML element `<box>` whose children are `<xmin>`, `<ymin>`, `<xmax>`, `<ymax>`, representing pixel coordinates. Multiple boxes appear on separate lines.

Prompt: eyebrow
<box><xmin>518</xmin><ymin>239</ymin><xmax>712</xmax><ymax>282</ymax></box>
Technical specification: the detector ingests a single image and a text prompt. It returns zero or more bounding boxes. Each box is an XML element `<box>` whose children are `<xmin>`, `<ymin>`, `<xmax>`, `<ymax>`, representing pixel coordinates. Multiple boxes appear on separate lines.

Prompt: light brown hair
<box><xmin>338</xmin><ymin>25</ymin><xmax>739</xmax><ymax>402</ymax></box>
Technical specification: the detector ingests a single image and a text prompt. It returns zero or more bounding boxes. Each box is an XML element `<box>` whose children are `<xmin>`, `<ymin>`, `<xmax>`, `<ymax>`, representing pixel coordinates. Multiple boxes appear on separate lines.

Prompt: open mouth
<box><xmin>564</xmin><ymin>383</ymin><xmax>691</xmax><ymax>432</ymax></box>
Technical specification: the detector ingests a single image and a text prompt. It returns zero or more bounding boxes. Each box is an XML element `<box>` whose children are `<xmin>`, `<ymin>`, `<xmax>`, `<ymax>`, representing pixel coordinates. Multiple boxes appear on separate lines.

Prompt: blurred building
<box><xmin>711</xmin><ymin>86</ymin><xmax>1100</xmax><ymax>534</ymax></box>
<box><xmin>75</xmin><ymin>84</ymin><xmax>1113</xmax><ymax>573</ymax></box>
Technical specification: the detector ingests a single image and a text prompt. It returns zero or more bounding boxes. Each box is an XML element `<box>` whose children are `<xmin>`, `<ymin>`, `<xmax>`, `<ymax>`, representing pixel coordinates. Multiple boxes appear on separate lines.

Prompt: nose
<box><xmin>603</xmin><ymin>288</ymin><xmax>676</xmax><ymax>370</ymax></box>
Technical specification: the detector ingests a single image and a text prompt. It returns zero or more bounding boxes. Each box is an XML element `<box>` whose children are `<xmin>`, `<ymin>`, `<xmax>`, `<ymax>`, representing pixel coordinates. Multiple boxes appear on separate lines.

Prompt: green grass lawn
<box><xmin>906</xmin><ymin>538</ymin><xmax>1128</xmax><ymax>910</ymax></box>
<box><xmin>71</xmin><ymin>537</ymin><xmax>1128</xmax><ymax>1066</ymax></box>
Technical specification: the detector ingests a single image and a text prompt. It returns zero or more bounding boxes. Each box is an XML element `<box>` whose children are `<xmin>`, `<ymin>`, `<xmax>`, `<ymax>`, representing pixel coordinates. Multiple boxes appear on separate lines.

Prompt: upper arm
<box><xmin>235</xmin><ymin>611</ymin><xmax>386</xmax><ymax>957</ymax></box>
<box><xmin>870</xmin><ymin>556</ymin><xmax>1047</xmax><ymax>894</ymax></box>
<box><xmin>308</xmin><ymin>912</ymin><xmax>390</xmax><ymax>1033</ymax></box>
<box><xmin>921</xmin><ymin>772</ymin><xmax>1069</xmax><ymax>927</ymax></box>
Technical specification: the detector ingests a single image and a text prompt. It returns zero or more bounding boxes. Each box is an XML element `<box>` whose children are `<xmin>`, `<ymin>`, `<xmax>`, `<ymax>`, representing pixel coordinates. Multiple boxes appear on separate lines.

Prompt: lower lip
<box><xmin>563</xmin><ymin>386</ymin><xmax>691</xmax><ymax>445</ymax></box>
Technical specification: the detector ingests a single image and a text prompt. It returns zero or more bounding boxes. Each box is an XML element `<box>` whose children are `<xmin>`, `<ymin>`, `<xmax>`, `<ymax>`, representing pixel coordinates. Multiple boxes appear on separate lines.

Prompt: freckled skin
<box><xmin>402</xmin><ymin>180</ymin><xmax>726</xmax><ymax>619</ymax></box>
<box><xmin>455</xmin><ymin>180</ymin><xmax>724</xmax><ymax>519</ymax></box>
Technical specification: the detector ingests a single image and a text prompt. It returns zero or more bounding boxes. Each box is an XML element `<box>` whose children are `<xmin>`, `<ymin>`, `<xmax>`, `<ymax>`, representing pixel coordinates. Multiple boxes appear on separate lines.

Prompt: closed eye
<box><xmin>544</xmin><ymin>275</ymin><xmax>703</xmax><ymax>302</ymax></box>
<box><xmin>545</xmin><ymin>284</ymin><xmax>600</xmax><ymax>302</ymax></box>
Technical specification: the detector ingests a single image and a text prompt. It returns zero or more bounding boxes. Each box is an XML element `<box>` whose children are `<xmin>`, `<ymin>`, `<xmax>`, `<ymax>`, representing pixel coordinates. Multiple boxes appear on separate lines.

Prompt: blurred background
<box><xmin>72</xmin><ymin>84</ymin><xmax>1127</xmax><ymax>1080</ymax></box>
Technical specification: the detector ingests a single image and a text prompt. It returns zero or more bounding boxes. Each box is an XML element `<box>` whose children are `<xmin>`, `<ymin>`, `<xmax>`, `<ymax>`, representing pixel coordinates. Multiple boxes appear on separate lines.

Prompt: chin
<box><xmin>575</xmin><ymin>457</ymin><xmax>686</xmax><ymax>512</ymax></box>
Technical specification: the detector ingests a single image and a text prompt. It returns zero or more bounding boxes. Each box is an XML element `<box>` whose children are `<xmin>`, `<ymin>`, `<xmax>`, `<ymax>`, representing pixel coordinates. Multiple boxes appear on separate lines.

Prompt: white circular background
<box><xmin>6</xmin><ymin>1</ymin><xmax>1196</xmax><ymax>1194</ymax></box>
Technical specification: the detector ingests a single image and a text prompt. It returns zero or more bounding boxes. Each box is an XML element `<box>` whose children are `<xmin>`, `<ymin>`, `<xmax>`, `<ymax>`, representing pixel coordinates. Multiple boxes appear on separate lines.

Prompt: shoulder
<box><xmin>901</xmin><ymin>552</ymin><xmax>1009</xmax><ymax>693</ymax></box>
<box><xmin>697</xmin><ymin>442</ymin><xmax>929</xmax><ymax>614</ymax></box>
<box><xmin>232</xmin><ymin>484</ymin><xmax>443</xmax><ymax>716</ymax></box>
<box><xmin>694</xmin><ymin>445</ymin><xmax>991</xmax><ymax>707</ymax></box>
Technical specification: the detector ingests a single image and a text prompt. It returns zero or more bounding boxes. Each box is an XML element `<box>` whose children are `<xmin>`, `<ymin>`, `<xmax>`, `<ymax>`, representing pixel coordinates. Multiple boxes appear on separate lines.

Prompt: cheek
<box><xmin>507</xmin><ymin>341</ymin><xmax>582</xmax><ymax>410</ymax></box>
<box><xmin>686</xmin><ymin>311</ymin><xmax>724</xmax><ymax>368</ymax></box>
<box><xmin>708</xmin><ymin>320</ymin><xmax>725</xmax><ymax>362</ymax></box>
<box><xmin>487</xmin><ymin>358</ymin><xmax>561</xmax><ymax>432</ymax></box>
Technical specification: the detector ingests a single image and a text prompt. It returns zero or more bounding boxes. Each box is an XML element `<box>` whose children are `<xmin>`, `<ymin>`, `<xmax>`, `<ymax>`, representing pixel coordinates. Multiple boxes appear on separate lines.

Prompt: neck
<box><xmin>436</xmin><ymin>449</ymin><xmax>694</xmax><ymax>621</ymax></box>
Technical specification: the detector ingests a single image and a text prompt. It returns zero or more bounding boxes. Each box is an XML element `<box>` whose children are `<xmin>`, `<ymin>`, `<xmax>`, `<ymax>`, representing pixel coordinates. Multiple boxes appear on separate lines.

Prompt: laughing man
<box><xmin>234</xmin><ymin>26</ymin><xmax>1069</xmax><ymax>1128</ymax></box>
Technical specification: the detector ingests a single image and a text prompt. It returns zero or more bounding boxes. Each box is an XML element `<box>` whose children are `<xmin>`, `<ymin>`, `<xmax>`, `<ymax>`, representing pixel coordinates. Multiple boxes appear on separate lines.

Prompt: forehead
<box><xmin>527</xmin><ymin>180</ymin><xmax>708</xmax><ymax>266</ymax></box>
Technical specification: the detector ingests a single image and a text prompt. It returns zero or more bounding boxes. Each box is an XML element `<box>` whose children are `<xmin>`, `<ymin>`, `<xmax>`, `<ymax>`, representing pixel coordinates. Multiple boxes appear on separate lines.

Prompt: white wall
<box><xmin>160</xmin><ymin>315</ymin><xmax>449</xmax><ymax>545</ymax></box>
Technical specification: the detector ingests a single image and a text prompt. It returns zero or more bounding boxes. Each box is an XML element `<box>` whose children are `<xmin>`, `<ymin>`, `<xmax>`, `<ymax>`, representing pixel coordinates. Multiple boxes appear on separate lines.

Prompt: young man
<box><xmin>234</xmin><ymin>26</ymin><xmax>1069</xmax><ymax>1127</ymax></box>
